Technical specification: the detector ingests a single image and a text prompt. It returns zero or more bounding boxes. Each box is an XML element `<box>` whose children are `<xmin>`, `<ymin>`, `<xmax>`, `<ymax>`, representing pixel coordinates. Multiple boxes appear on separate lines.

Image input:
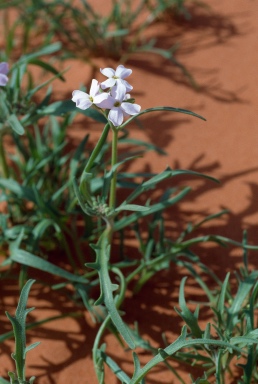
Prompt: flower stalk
<box><xmin>82</xmin><ymin>122</ymin><xmax>110</xmax><ymax>175</ymax></box>
<box><xmin>109</xmin><ymin>124</ymin><xmax>118</xmax><ymax>210</ymax></box>
<box><xmin>0</xmin><ymin>131</ymin><xmax>9</xmax><ymax>178</ymax></box>
<box><xmin>72</xmin><ymin>64</ymin><xmax>139</xmax><ymax>357</ymax></box>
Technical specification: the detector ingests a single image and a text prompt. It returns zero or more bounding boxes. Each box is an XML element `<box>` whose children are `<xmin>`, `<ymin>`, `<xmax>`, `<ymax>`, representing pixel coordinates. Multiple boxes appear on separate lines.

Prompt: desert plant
<box><xmin>0</xmin><ymin>56</ymin><xmax>257</xmax><ymax>383</ymax></box>
<box><xmin>3</xmin><ymin>252</ymin><xmax>257</xmax><ymax>383</ymax></box>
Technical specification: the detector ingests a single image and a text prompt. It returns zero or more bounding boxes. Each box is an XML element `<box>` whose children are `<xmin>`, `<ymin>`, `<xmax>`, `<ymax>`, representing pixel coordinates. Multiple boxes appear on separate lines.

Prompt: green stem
<box><xmin>109</xmin><ymin>126</ymin><xmax>118</xmax><ymax>209</ymax></box>
<box><xmin>125</xmin><ymin>262</ymin><xmax>144</xmax><ymax>284</ymax></box>
<box><xmin>0</xmin><ymin>133</ymin><xmax>9</xmax><ymax>178</ymax></box>
<box><xmin>92</xmin><ymin>268</ymin><xmax>127</xmax><ymax>383</ymax></box>
<box><xmin>82</xmin><ymin>122</ymin><xmax>110</xmax><ymax>177</ymax></box>
<box><xmin>97</xmin><ymin>227</ymin><xmax>134</xmax><ymax>348</ymax></box>
<box><xmin>18</xmin><ymin>265</ymin><xmax>28</xmax><ymax>290</ymax></box>
<box><xmin>60</xmin><ymin>232</ymin><xmax>78</xmax><ymax>271</ymax></box>
<box><xmin>93</xmin><ymin>314</ymin><xmax>110</xmax><ymax>384</ymax></box>
<box><xmin>77</xmin><ymin>121</ymin><xmax>110</xmax><ymax>210</ymax></box>
<box><xmin>63</xmin><ymin>223</ymin><xmax>85</xmax><ymax>268</ymax></box>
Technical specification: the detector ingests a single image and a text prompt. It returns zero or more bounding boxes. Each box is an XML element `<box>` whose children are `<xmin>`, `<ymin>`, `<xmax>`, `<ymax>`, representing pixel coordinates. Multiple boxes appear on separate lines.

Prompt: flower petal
<box><xmin>89</xmin><ymin>79</ymin><xmax>100</xmax><ymax>97</ymax></box>
<box><xmin>100</xmin><ymin>67</ymin><xmax>115</xmax><ymax>78</ymax></box>
<box><xmin>111</xmin><ymin>84</ymin><xmax>126</xmax><ymax>102</ymax></box>
<box><xmin>72</xmin><ymin>90</ymin><xmax>92</xmax><ymax>109</ymax></box>
<box><xmin>119</xmin><ymin>79</ymin><xmax>133</xmax><ymax>92</ymax></box>
<box><xmin>94</xmin><ymin>93</ymin><xmax>114</xmax><ymax>109</ymax></box>
<box><xmin>108</xmin><ymin>108</ymin><xmax>124</xmax><ymax>126</ymax></box>
<box><xmin>101</xmin><ymin>78</ymin><xmax>116</xmax><ymax>89</ymax></box>
<box><xmin>121</xmin><ymin>102</ymin><xmax>141</xmax><ymax>116</ymax></box>
<box><xmin>0</xmin><ymin>62</ymin><xmax>9</xmax><ymax>75</ymax></box>
<box><xmin>0</xmin><ymin>74</ymin><xmax>8</xmax><ymax>86</ymax></box>
<box><xmin>115</xmin><ymin>65</ymin><xmax>132</xmax><ymax>79</ymax></box>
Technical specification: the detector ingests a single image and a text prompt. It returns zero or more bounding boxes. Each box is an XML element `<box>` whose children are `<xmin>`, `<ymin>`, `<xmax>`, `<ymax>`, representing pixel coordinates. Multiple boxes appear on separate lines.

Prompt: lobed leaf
<box><xmin>130</xmin><ymin>326</ymin><xmax>243</xmax><ymax>383</ymax></box>
<box><xmin>5</xmin><ymin>279</ymin><xmax>37</xmax><ymax>381</ymax></box>
<box><xmin>175</xmin><ymin>277</ymin><xmax>202</xmax><ymax>338</ymax></box>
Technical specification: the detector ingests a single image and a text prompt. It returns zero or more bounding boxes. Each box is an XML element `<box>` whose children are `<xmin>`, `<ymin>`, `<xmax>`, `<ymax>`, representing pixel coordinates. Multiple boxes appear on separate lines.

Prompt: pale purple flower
<box><xmin>0</xmin><ymin>62</ymin><xmax>9</xmax><ymax>86</ymax></box>
<box><xmin>72</xmin><ymin>79</ymin><xmax>110</xmax><ymax>110</ymax></box>
<box><xmin>100</xmin><ymin>65</ymin><xmax>133</xmax><ymax>92</ymax></box>
<box><xmin>102</xmin><ymin>84</ymin><xmax>141</xmax><ymax>127</ymax></box>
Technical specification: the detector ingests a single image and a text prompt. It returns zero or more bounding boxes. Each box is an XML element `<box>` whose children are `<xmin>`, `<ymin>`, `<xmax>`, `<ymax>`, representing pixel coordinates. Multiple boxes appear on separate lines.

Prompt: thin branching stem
<box><xmin>92</xmin><ymin>267</ymin><xmax>127</xmax><ymax>383</ymax></box>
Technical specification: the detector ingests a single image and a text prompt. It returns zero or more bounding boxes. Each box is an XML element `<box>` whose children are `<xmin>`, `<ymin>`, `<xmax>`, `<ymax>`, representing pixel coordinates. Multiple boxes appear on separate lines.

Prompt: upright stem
<box><xmin>0</xmin><ymin>133</ymin><xmax>9</xmax><ymax>178</ymax></box>
<box><xmin>109</xmin><ymin>126</ymin><xmax>118</xmax><ymax>209</ymax></box>
<box><xmin>82</xmin><ymin>122</ymin><xmax>110</xmax><ymax>176</ymax></box>
<box><xmin>92</xmin><ymin>268</ymin><xmax>127</xmax><ymax>383</ymax></box>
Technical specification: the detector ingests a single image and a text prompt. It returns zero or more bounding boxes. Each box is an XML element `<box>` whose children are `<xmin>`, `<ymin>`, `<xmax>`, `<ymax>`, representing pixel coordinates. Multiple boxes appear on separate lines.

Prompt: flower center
<box><xmin>89</xmin><ymin>96</ymin><xmax>94</xmax><ymax>102</ymax></box>
<box><xmin>113</xmin><ymin>76</ymin><xmax>119</xmax><ymax>79</ymax></box>
<box><xmin>114</xmin><ymin>101</ymin><xmax>121</xmax><ymax>107</ymax></box>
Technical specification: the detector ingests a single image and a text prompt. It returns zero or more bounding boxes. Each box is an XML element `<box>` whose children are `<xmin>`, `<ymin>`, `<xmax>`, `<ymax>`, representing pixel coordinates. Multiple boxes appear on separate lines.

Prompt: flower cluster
<box><xmin>0</xmin><ymin>62</ymin><xmax>9</xmax><ymax>86</ymax></box>
<box><xmin>72</xmin><ymin>65</ymin><xmax>141</xmax><ymax>127</ymax></box>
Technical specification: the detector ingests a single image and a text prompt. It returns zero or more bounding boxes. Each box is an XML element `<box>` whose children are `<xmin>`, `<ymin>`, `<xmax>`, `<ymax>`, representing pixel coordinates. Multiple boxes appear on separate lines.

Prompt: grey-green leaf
<box><xmin>7</xmin><ymin>114</ymin><xmax>25</xmax><ymax>135</ymax></box>
<box><xmin>10</xmin><ymin>249</ymin><xmax>88</xmax><ymax>284</ymax></box>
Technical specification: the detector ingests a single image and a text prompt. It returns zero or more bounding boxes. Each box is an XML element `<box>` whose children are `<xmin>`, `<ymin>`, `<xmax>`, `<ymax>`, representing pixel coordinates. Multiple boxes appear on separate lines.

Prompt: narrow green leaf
<box><xmin>0</xmin><ymin>178</ymin><xmax>36</xmax><ymax>203</ymax></box>
<box><xmin>132</xmin><ymin>352</ymin><xmax>142</xmax><ymax>378</ymax></box>
<box><xmin>28</xmin><ymin>59</ymin><xmax>65</xmax><ymax>81</ymax></box>
<box><xmin>69</xmin><ymin>134</ymin><xmax>89</xmax><ymax>179</ymax></box>
<box><xmin>119</xmin><ymin>137</ymin><xmax>166</xmax><ymax>155</ymax></box>
<box><xmin>7</xmin><ymin>114</ymin><xmax>24</xmax><ymax>135</ymax></box>
<box><xmin>115</xmin><ymin>204</ymin><xmax>150</xmax><ymax>213</ymax></box>
<box><xmin>31</xmin><ymin>219</ymin><xmax>60</xmax><ymax>249</ymax></box>
<box><xmin>120</xmin><ymin>106</ymin><xmax>206</xmax><ymax>129</ymax></box>
<box><xmin>0</xmin><ymin>377</ymin><xmax>9</xmax><ymax>384</ymax></box>
<box><xmin>25</xmin><ymin>342</ymin><xmax>41</xmax><ymax>353</ymax></box>
<box><xmin>38</xmin><ymin>100</ymin><xmax>107</xmax><ymax>122</ymax></box>
<box><xmin>230</xmin><ymin>329</ymin><xmax>258</xmax><ymax>345</ymax></box>
<box><xmin>175</xmin><ymin>277</ymin><xmax>202</xmax><ymax>338</ymax></box>
<box><xmin>217</xmin><ymin>273</ymin><xmax>230</xmax><ymax>317</ymax></box>
<box><xmin>121</xmin><ymin>167</ymin><xmax>218</xmax><ymax>207</ymax></box>
<box><xmin>104</xmin><ymin>28</ymin><xmax>129</xmax><ymax>38</ymax></box>
<box><xmin>16</xmin><ymin>42</ymin><xmax>62</xmax><ymax>64</ymax></box>
<box><xmin>98</xmin><ymin>350</ymin><xmax>131</xmax><ymax>383</ymax></box>
<box><xmin>114</xmin><ymin>187</ymin><xmax>191</xmax><ymax>231</ymax></box>
<box><xmin>171</xmin><ymin>169</ymin><xmax>219</xmax><ymax>184</ymax></box>
<box><xmin>10</xmin><ymin>249</ymin><xmax>88</xmax><ymax>284</ymax></box>
<box><xmin>227</xmin><ymin>274</ymin><xmax>258</xmax><ymax>331</ymax></box>
<box><xmin>26</xmin><ymin>68</ymin><xmax>69</xmax><ymax>99</ymax></box>
<box><xmin>0</xmin><ymin>312</ymin><xmax>80</xmax><ymax>343</ymax></box>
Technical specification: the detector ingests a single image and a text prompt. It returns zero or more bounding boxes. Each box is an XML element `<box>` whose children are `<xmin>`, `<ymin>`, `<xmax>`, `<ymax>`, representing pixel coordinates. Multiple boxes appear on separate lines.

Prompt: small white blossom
<box><xmin>100</xmin><ymin>65</ymin><xmax>133</xmax><ymax>92</ymax></box>
<box><xmin>72</xmin><ymin>79</ymin><xmax>110</xmax><ymax>110</ymax></box>
<box><xmin>0</xmin><ymin>62</ymin><xmax>9</xmax><ymax>86</ymax></box>
<box><xmin>102</xmin><ymin>84</ymin><xmax>141</xmax><ymax>126</ymax></box>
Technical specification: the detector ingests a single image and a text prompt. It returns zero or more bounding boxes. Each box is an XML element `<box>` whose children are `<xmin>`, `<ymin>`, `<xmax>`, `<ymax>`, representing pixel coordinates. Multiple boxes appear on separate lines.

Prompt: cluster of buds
<box><xmin>91</xmin><ymin>196</ymin><xmax>113</xmax><ymax>218</ymax></box>
<box><xmin>80</xmin><ymin>195</ymin><xmax>114</xmax><ymax>222</ymax></box>
<box><xmin>72</xmin><ymin>65</ymin><xmax>141</xmax><ymax>127</ymax></box>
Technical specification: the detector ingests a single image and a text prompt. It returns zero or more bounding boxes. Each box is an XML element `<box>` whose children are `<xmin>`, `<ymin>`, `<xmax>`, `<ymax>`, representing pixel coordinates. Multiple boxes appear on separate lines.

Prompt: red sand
<box><xmin>0</xmin><ymin>1</ymin><xmax>258</xmax><ymax>383</ymax></box>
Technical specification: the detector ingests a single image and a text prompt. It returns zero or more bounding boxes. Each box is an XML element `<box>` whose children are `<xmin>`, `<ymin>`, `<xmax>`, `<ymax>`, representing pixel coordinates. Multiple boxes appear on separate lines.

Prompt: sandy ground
<box><xmin>0</xmin><ymin>1</ymin><xmax>258</xmax><ymax>383</ymax></box>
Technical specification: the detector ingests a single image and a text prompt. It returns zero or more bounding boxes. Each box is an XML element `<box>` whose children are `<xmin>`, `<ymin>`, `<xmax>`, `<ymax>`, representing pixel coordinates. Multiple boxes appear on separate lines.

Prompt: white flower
<box><xmin>102</xmin><ymin>84</ymin><xmax>141</xmax><ymax>126</ymax></box>
<box><xmin>72</xmin><ymin>79</ymin><xmax>110</xmax><ymax>110</ymax></box>
<box><xmin>0</xmin><ymin>62</ymin><xmax>9</xmax><ymax>86</ymax></box>
<box><xmin>100</xmin><ymin>65</ymin><xmax>133</xmax><ymax>92</ymax></box>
